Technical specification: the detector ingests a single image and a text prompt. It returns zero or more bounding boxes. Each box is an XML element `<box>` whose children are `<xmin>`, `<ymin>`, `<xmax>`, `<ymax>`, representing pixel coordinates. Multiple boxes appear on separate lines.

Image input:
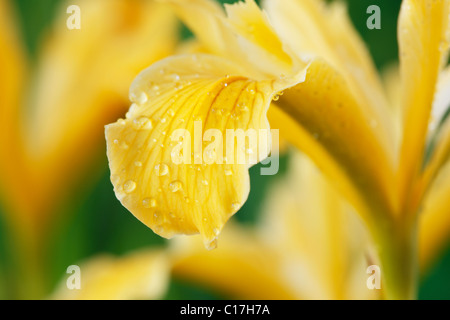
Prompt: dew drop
<box><xmin>134</xmin><ymin>161</ymin><xmax>142</xmax><ymax>167</ymax></box>
<box><xmin>169</xmin><ymin>180</ymin><xmax>182</xmax><ymax>192</ymax></box>
<box><xmin>142</xmin><ymin>197</ymin><xmax>157</xmax><ymax>208</ymax></box>
<box><xmin>133</xmin><ymin>116</ymin><xmax>153</xmax><ymax>130</ymax></box>
<box><xmin>213</xmin><ymin>228</ymin><xmax>220</xmax><ymax>236</ymax></box>
<box><xmin>202</xmin><ymin>179</ymin><xmax>209</xmax><ymax>186</ymax></box>
<box><xmin>123</xmin><ymin>180</ymin><xmax>136</xmax><ymax>193</ymax></box>
<box><xmin>206</xmin><ymin>238</ymin><xmax>218</xmax><ymax>251</ymax></box>
<box><xmin>224</xmin><ymin>169</ymin><xmax>233</xmax><ymax>176</ymax></box>
<box><xmin>154</xmin><ymin>163</ymin><xmax>169</xmax><ymax>176</ymax></box>
<box><xmin>136</xmin><ymin>92</ymin><xmax>148</xmax><ymax>104</ymax></box>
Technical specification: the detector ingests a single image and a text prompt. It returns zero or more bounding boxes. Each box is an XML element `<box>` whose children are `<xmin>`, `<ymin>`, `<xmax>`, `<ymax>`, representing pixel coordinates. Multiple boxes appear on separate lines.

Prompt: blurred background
<box><xmin>0</xmin><ymin>0</ymin><xmax>449</xmax><ymax>299</ymax></box>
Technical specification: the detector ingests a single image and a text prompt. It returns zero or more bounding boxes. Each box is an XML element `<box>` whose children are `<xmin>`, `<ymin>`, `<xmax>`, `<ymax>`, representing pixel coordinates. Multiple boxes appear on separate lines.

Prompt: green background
<box><xmin>0</xmin><ymin>0</ymin><xmax>449</xmax><ymax>299</ymax></box>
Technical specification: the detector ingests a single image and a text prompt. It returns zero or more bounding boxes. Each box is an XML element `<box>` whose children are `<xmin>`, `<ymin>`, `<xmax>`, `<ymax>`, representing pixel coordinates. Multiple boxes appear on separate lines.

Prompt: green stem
<box><xmin>9</xmin><ymin>223</ymin><xmax>48</xmax><ymax>299</ymax></box>
<box><xmin>372</xmin><ymin>216</ymin><xmax>418</xmax><ymax>300</ymax></box>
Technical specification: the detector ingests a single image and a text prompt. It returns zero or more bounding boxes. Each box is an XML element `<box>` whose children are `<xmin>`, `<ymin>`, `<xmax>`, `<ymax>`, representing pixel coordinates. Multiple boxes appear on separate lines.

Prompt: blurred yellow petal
<box><xmin>171</xmin><ymin>227</ymin><xmax>298</xmax><ymax>299</ymax></box>
<box><xmin>260</xmin><ymin>152</ymin><xmax>376</xmax><ymax>300</ymax></box>
<box><xmin>52</xmin><ymin>250</ymin><xmax>170</xmax><ymax>300</ymax></box>
<box><xmin>419</xmin><ymin>163</ymin><xmax>450</xmax><ymax>272</ymax></box>
<box><xmin>24</xmin><ymin>0</ymin><xmax>178</xmax><ymax>220</ymax></box>
<box><xmin>0</xmin><ymin>0</ymin><xmax>32</xmax><ymax>228</ymax></box>
<box><xmin>171</xmin><ymin>152</ymin><xmax>377</xmax><ymax>300</ymax></box>
<box><xmin>397</xmin><ymin>0</ymin><xmax>450</xmax><ymax>212</ymax></box>
<box><xmin>272</xmin><ymin>60</ymin><xmax>395</xmax><ymax>226</ymax></box>
<box><xmin>166</xmin><ymin>0</ymin><xmax>297</xmax><ymax>78</ymax></box>
<box><xmin>420</xmin><ymin>67</ymin><xmax>450</xmax><ymax>196</ymax></box>
<box><xmin>106</xmin><ymin>53</ymin><xmax>305</xmax><ymax>249</ymax></box>
<box><xmin>263</xmin><ymin>0</ymin><xmax>393</xmax><ymax>151</ymax></box>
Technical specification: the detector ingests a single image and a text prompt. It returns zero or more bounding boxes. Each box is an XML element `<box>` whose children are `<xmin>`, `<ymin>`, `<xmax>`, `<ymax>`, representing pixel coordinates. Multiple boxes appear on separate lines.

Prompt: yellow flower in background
<box><xmin>0</xmin><ymin>0</ymin><xmax>178</xmax><ymax>298</ymax></box>
<box><xmin>52</xmin><ymin>153</ymin><xmax>377</xmax><ymax>300</ymax></box>
<box><xmin>51</xmin><ymin>249</ymin><xmax>171</xmax><ymax>300</ymax></box>
<box><xmin>106</xmin><ymin>0</ymin><xmax>450</xmax><ymax>299</ymax></box>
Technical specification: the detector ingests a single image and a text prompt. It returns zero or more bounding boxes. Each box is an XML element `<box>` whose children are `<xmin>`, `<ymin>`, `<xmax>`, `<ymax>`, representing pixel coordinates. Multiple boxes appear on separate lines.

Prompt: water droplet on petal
<box><xmin>213</xmin><ymin>228</ymin><xmax>220</xmax><ymax>236</ymax></box>
<box><xmin>224</xmin><ymin>169</ymin><xmax>233</xmax><ymax>176</ymax></box>
<box><xmin>169</xmin><ymin>180</ymin><xmax>182</xmax><ymax>192</ymax></box>
<box><xmin>133</xmin><ymin>117</ymin><xmax>153</xmax><ymax>130</ymax></box>
<box><xmin>123</xmin><ymin>180</ymin><xmax>136</xmax><ymax>193</ymax></box>
<box><xmin>207</xmin><ymin>238</ymin><xmax>218</xmax><ymax>250</ymax></box>
<box><xmin>202</xmin><ymin>179</ymin><xmax>209</xmax><ymax>186</ymax></box>
<box><xmin>134</xmin><ymin>161</ymin><xmax>142</xmax><ymax>167</ymax></box>
<box><xmin>143</xmin><ymin>197</ymin><xmax>157</xmax><ymax>208</ymax></box>
<box><xmin>136</xmin><ymin>92</ymin><xmax>148</xmax><ymax>104</ymax></box>
<box><xmin>154</xmin><ymin>163</ymin><xmax>169</xmax><ymax>176</ymax></box>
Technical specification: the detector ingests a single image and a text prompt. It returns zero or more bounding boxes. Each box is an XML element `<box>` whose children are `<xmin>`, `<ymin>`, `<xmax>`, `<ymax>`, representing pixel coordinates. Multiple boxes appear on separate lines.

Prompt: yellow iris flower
<box><xmin>0</xmin><ymin>0</ymin><xmax>177</xmax><ymax>298</ymax></box>
<box><xmin>106</xmin><ymin>0</ymin><xmax>450</xmax><ymax>299</ymax></box>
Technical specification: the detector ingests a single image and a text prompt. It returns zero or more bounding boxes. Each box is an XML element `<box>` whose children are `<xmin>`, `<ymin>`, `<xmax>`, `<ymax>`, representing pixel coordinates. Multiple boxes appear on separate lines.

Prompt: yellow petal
<box><xmin>419</xmin><ymin>163</ymin><xmax>450</xmax><ymax>272</ymax></box>
<box><xmin>263</xmin><ymin>0</ymin><xmax>393</xmax><ymax>151</ymax></box>
<box><xmin>25</xmin><ymin>0</ymin><xmax>178</xmax><ymax>214</ymax></box>
<box><xmin>260</xmin><ymin>152</ymin><xmax>377</xmax><ymax>300</ymax></box>
<box><xmin>51</xmin><ymin>250</ymin><xmax>170</xmax><ymax>300</ymax></box>
<box><xmin>419</xmin><ymin>67</ymin><xmax>450</xmax><ymax>194</ymax></box>
<box><xmin>0</xmin><ymin>0</ymin><xmax>38</xmax><ymax>234</ymax></box>
<box><xmin>106</xmin><ymin>53</ymin><xmax>304</xmax><ymax>249</ymax></box>
<box><xmin>397</xmin><ymin>0</ymin><xmax>450</xmax><ymax>212</ymax></box>
<box><xmin>165</xmin><ymin>0</ymin><xmax>298</xmax><ymax>78</ymax></box>
<box><xmin>271</xmin><ymin>60</ymin><xmax>395</xmax><ymax>226</ymax></box>
<box><xmin>172</xmin><ymin>152</ymin><xmax>377</xmax><ymax>300</ymax></box>
<box><xmin>170</xmin><ymin>226</ymin><xmax>298</xmax><ymax>299</ymax></box>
